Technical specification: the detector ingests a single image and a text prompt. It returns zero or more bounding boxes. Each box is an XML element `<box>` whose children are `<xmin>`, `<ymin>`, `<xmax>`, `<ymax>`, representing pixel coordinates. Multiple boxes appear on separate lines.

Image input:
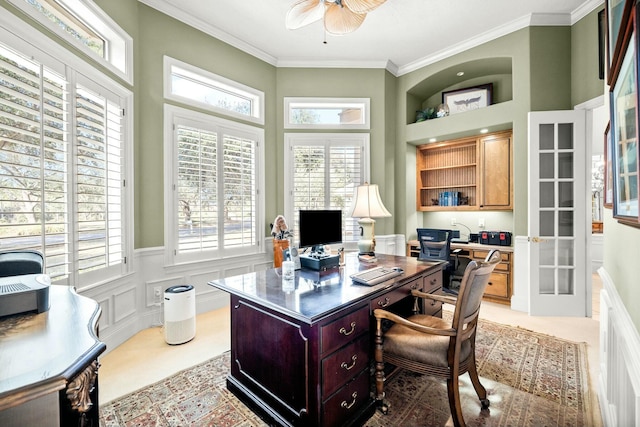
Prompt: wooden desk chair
<box><xmin>373</xmin><ymin>249</ymin><xmax>501</xmax><ymax>427</ymax></box>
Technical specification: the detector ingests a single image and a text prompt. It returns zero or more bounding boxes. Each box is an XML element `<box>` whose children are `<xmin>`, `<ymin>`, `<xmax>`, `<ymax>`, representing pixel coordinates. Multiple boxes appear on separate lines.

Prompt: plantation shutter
<box><xmin>223</xmin><ymin>133</ymin><xmax>256</xmax><ymax>248</ymax></box>
<box><xmin>290</xmin><ymin>139</ymin><xmax>364</xmax><ymax>243</ymax></box>
<box><xmin>0</xmin><ymin>44</ymin><xmax>71</xmax><ymax>279</ymax></box>
<box><xmin>176</xmin><ymin>124</ymin><xmax>218</xmax><ymax>253</ymax></box>
<box><xmin>75</xmin><ymin>84</ymin><xmax>124</xmax><ymax>275</ymax></box>
<box><xmin>174</xmin><ymin>121</ymin><xmax>258</xmax><ymax>257</ymax></box>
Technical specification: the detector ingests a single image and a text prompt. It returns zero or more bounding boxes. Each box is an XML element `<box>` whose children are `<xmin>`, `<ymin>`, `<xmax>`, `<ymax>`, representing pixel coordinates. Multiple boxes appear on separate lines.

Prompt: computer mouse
<box><xmin>392</xmin><ymin>267</ymin><xmax>403</xmax><ymax>273</ymax></box>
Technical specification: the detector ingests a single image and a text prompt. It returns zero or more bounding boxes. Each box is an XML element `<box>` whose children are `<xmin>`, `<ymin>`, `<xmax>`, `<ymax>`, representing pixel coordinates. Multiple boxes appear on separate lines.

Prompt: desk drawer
<box><xmin>423</xmin><ymin>270</ymin><xmax>442</xmax><ymax>293</ymax></box>
<box><xmin>321</xmin><ymin>305</ymin><xmax>369</xmax><ymax>356</ymax></box>
<box><xmin>472</xmin><ymin>250</ymin><xmax>510</xmax><ymax>262</ymax></box>
<box><xmin>423</xmin><ymin>293</ymin><xmax>442</xmax><ymax>316</ymax></box>
<box><xmin>483</xmin><ymin>272</ymin><xmax>508</xmax><ymax>298</ymax></box>
<box><xmin>370</xmin><ymin>277</ymin><xmax>422</xmax><ymax>311</ymax></box>
<box><xmin>322</xmin><ymin>335</ymin><xmax>368</xmax><ymax>397</ymax></box>
<box><xmin>322</xmin><ymin>369</ymin><xmax>370</xmax><ymax>427</ymax></box>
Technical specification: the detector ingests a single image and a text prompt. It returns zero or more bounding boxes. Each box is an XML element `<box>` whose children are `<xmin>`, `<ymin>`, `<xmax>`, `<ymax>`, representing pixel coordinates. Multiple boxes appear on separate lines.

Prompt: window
<box><xmin>284</xmin><ymin>133</ymin><xmax>369</xmax><ymax>247</ymax></box>
<box><xmin>164</xmin><ymin>56</ymin><xmax>264</xmax><ymax>125</ymax></box>
<box><xmin>0</xmin><ymin>33</ymin><xmax>131</xmax><ymax>286</ymax></box>
<box><xmin>7</xmin><ymin>0</ymin><xmax>133</xmax><ymax>83</ymax></box>
<box><xmin>284</xmin><ymin>97</ymin><xmax>370</xmax><ymax>129</ymax></box>
<box><xmin>164</xmin><ymin>105</ymin><xmax>264</xmax><ymax>264</ymax></box>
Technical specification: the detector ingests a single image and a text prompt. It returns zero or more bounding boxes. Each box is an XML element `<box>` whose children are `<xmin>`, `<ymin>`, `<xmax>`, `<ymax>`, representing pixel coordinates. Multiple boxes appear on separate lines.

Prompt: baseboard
<box><xmin>597</xmin><ymin>267</ymin><xmax>640</xmax><ymax>427</ymax></box>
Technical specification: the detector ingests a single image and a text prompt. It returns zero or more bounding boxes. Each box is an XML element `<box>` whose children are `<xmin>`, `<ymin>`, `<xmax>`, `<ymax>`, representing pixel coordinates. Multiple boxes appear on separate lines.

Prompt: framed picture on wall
<box><xmin>610</xmin><ymin>21</ymin><xmax>639</xmax><ymax>223</ymax></box>
<box><xmin>604</xmin><ymin>122</ymin><xmax>614</xmax><ymax>208</ymax></box>
<box><xmin>606</xmin><ymin>0</ymin><xmax>634</xmax><ymax>83</ymax></box>
<box><xmin>442</xmin><ymin>84</ymin><xmax>492</xmax><ymax>115</ymax></box>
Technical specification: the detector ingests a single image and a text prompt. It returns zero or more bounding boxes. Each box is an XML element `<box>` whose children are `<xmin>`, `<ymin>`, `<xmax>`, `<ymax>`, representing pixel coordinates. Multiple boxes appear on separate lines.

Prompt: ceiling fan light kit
<box><xmin>286</xmin><ymin>0</ymin><xmax>387</xmax><ymax>35</ymax></box>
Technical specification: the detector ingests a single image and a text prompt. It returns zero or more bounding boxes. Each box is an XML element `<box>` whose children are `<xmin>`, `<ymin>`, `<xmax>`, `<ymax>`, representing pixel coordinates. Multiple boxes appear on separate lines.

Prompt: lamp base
<box><xmin>357</xmin><ymin>218</ymin><xmax>376</xmax><ymax>256</ymax></box>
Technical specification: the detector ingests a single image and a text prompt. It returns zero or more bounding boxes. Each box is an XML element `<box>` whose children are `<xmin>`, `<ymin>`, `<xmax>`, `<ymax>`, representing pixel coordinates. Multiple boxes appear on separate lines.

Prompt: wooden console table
<box><xmin>209</xmin><ymin>253</ymin><xmax>444</xmax><ymax>427</ymax></box>
<box><xmin>0</xmin><ymin>285</ymin><xmax>105</xmax><ymax>427</ymax></box>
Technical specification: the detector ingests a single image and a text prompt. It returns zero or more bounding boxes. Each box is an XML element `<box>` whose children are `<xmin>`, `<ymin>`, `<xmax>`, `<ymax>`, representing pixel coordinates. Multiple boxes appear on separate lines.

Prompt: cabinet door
<box><xmin>479</xmin><ymin>133</ymin><xmax>512</xmax><ymax>209</ymax></box>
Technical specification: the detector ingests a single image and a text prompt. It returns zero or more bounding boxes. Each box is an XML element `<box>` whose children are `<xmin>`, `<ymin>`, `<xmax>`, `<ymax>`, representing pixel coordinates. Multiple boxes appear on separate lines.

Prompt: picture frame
<box><xmin>442</xmin><ymin>83</ymin><xmax>492</xmax><ymax>115</ymax></box>
<box><xmin>610</xmin><ymin>22</ymin><xmax>639</xmax><ymax>223</ymax></box>
<box><xmin>606</xmin><ymin>0</ymin><xmax>634</xmax><ymax>84</ymax></box>
<box><xmin>599</xmin><ymin>9</ymin><xmax>606</xmax><ymax>80</ymax></box>
<box><xmin>604</xmin><ymin>122</ymin><xmax>613</xmax><ymax>208</ymax></box>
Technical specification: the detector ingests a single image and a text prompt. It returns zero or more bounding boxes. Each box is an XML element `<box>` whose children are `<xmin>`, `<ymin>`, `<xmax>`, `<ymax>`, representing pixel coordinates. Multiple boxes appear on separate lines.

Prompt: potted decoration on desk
<box><xmin>271</xmin><ymin>215</ymin><xmax>293</xmax><ymax>268</ymax></box>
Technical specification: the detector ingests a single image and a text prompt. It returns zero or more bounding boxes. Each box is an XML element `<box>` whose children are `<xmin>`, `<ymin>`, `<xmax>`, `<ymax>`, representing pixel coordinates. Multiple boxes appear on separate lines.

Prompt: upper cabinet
<box><xmin>479</xmin><ymin>131</ymin><xmax>512</xmax><ymax>209</ymax></box>
<box><xmin>416</xmin><ymin>130</ymin><xmax>513</xmax><ymax>211</ymax></box>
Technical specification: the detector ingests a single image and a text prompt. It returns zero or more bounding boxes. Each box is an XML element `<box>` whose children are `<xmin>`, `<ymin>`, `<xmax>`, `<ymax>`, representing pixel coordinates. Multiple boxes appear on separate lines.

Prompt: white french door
<box><xmin>528</xmin><ymin>110</ymin><xmax>588</xmax><ymax>316</ymax></box>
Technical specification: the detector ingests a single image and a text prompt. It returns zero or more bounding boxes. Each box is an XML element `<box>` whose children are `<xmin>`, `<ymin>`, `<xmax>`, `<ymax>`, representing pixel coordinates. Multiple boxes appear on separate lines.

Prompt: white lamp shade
<box><xmin>348</xmin><ymin>183</ymin><xmax>391</xmax><ymax>218</ymax></box>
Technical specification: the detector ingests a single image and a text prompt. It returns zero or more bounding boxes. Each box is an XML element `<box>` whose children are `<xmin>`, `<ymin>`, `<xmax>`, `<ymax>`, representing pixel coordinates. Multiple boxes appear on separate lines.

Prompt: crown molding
<box><xmin>138</xmin><ymin>1</ymin><xmax>603</xmax><ymax>77</ymax></box>
<box><xmin>138</xmin><ymin>0</ymin><xmax>278</xmax><ymax>66</ymax></box>
<box><xmin>571</xmin><ymin>0</ymin><xmax>604</xmax><ymax>25</ymax></box>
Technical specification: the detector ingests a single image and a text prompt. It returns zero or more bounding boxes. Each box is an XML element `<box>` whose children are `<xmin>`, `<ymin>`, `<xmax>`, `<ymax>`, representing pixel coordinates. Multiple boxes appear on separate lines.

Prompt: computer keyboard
<box><xmin>350</xmin><ymin>266</ymin><xmax>403</xmax><ymax>286</ymax></box>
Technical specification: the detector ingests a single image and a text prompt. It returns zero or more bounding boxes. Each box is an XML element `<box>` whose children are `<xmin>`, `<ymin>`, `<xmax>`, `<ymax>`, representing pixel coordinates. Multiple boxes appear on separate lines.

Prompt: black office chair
<box><xmin>0</xmin><ymin>250</ymin><xmax>44</xmax><ymax>278</ymax></box>
<box><xmin>416</xmin><ymin>228</ymin><xmax>464</xmax><ymax>294</ymax></box>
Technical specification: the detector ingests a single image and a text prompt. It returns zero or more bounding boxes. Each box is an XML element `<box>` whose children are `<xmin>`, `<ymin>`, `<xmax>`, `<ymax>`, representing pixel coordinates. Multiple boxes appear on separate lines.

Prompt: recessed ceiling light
<box><xmin>480</xmin><ymin>128</ymin><xmax>489</xmax><ymax>134</ymax></box>
<box><xmin>456</xmin><ymin>71</ymin><xmax>465</xmax><ymax>77</ymax></box>
<box><xmin>429</xmin><ymin>138</ymin><xmax>437</xmax><ymax>143</ymax></box>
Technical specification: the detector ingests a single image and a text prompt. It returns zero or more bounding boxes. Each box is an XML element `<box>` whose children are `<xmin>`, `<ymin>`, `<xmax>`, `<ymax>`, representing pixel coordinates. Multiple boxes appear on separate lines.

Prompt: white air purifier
<box><xmin>164</xmin><ymin>285</ymin><xmax>196</xmax><ymax>345</ymax></box>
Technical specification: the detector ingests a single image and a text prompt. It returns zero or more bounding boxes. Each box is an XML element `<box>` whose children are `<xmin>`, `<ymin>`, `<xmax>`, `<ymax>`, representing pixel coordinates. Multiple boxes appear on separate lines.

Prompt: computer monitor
<box><xmin>298</xmin><ymin>209</ymin><xmax>342</xmax><ymax>255</ymax></box>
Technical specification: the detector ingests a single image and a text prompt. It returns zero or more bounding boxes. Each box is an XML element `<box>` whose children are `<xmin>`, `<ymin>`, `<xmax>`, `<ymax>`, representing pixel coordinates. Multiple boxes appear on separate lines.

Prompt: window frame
<box><xmin>6</xmin><ymin>0</ymin><xmax>133</xmax><ymax>84</ymax></box>
<box><xmin>0</xmin><ymin>17</ymin><xmax>134</xmax><ymax>288</ymax></box>
<box><xmin>284</xmin><ymin>97</ymin><xmax>370</xmax><ymax>130</ymax></box>
<box><xmin>284</xmin><ymin>133</ymin><xmax>370</xmax><ymax>251</ymax></box>
<box><xmin>164</xmin><ymin>104</ymin><xmax>265</xmax><ymax>266</ymax></box>
<box><xmin>164</xmin><ymin>56</ymin><xmax>265</xmax><ymax>125</ymax></box>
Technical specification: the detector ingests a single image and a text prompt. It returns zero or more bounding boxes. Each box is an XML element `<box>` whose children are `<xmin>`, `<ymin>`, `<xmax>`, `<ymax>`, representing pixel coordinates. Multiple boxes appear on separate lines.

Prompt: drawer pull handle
<box><xmin>341</xmin><ymin>355</ymin><xmax>357</xmax><ymax>371</ymax></box>
<box><xmin>411</xmin><ymin>283</ymin><xmax>419</xmax><ymax>290</ymax></box>
<box><xmin>430</xmin><ymin>278</ymin><xmax>437</xmax><ymax>284</ymax></box>
<box><xmin>377</xmin><ymin>297</ymin><xmax>390</xmax><ymax>307</ymax></box>
<box><xmin>340</xmin><ymin>322</ymin><xmax>356</xmax><ymax>336</ymax></box>
<box><xmin>341</xmin><ymin>392</ymin><xmax>358</xmax><ymax>410</ymax></box>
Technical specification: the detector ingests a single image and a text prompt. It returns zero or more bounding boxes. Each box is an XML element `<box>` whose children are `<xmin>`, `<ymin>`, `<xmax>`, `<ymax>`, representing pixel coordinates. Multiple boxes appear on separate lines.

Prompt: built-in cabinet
<box><xmin>416</xmin><ymin>130</ymin><xmax>513</xmax><ymax>211</ymax></box>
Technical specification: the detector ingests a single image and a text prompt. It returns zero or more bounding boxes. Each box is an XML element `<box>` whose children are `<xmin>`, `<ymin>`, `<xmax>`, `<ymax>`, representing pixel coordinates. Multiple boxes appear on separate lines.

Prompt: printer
<box><xmin>0</xmin><ymin>250</ymin><xmax>50</xmax><ymax>318</ymax></box>
<box><xmin>0</xmin><ymin>273</ymin><xmax>50</xmax><ymax>317</ymax></box>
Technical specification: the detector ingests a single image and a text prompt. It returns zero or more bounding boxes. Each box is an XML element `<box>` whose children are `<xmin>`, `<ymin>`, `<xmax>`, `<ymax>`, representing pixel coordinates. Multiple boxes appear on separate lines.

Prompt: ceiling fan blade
<box><xmin>342</xmin><ymin>0</ymin><xmax>387</xmax><ymax>14</ymax></box>
<box><xmin>324</xmin><ymin>2</ymin><xmax>366</xmax><ymax>35</ymax></box>
<box><xmin>286</xmin><ymin>0</ymin><xmax>323</xmax><ymax>30</ymax></box>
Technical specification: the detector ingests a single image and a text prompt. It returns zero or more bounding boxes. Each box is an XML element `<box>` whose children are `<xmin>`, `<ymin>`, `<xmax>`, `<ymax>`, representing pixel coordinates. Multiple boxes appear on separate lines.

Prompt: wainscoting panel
<box><xmin>113</xmin><ymin>287</ymin><xmax>137</xmax><ymax>323</ymax></box>
<box><xmin>597</xmin><ymin>267</ymin><xmax>640</xmax><ymax>427</ymax></box>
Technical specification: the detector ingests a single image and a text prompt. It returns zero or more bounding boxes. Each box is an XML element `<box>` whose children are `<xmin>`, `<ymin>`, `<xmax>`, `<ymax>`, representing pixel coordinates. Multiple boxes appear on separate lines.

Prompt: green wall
<box><xmin>572</xmin><ymin>6</ymin><xmax>606</xmax><ymax>106</ymax></box>
<box><xmin>529</xmin><ymin>26</ymin><xmax>572</xmax><ymax>111</ymax></box>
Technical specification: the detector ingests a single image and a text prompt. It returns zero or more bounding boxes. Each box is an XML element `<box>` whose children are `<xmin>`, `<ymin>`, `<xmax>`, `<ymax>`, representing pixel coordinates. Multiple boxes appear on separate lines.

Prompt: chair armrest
<box><xmin>411</xmin><ymin>289</ymin><xmax>457</xmax><ymax>306</ymax></box>
<box><xmin>373</xmin><ymin>308</ymin><xmax>455</xmax><ymax>337</ymax></box>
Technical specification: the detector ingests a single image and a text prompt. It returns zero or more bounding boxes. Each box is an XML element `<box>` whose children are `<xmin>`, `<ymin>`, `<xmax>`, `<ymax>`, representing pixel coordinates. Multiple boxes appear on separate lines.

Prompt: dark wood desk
<box><xmin>0</xmin><ymin>285</ymin><xmax>105</xmax><ymax>427</ymax></box>
<box><xmin>209</xmin><ymin>253</ymin><xmax>444</xmax><ymax>427</ymax></box>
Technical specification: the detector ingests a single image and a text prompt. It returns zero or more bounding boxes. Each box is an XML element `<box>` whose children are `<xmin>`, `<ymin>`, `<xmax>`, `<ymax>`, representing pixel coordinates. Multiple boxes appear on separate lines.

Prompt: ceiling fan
<box><xmin>286</xmin><ymin>0</ymin><xmax>388</xmax><ymax>35</ymax></box>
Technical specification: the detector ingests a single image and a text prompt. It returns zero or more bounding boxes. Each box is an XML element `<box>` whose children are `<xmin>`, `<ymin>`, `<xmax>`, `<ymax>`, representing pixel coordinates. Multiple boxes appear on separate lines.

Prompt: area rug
<box><xmin>99</xmin><ymin>318</ymin><xmax>593</xmax><ymax>427</ymax></box>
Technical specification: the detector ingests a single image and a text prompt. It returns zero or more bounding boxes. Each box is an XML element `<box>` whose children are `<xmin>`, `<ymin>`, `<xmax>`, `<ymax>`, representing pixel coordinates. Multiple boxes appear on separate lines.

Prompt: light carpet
<box><xmin>100</xmin><ymin>318</ymin><xmax>593</xmax><ymax>427</ymax></box>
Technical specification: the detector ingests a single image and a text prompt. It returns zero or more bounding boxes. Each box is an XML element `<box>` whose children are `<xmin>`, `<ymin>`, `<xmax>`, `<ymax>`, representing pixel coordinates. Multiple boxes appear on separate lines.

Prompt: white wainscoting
<box><xmin>374</xmin><ymin>234</ymin><xmax>406</xmax><ymax>256</ymax></box>
<box><xmin>79</xmin><ymin>241</ymin><xmax>274</xmax><ymax>355</ymax></box>
<box><xmin>597</xmin><ymin>267</ymin><xmax>640</xmax><ymax>427</ymax></box>
<box><xmin>78</xmin><ymin>235</ymin><xmax>406</xmax><ymax>355</ymax></box>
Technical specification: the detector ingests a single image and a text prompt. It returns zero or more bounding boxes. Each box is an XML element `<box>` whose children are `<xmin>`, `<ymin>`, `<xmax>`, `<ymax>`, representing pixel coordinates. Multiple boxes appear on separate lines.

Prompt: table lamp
<box><xmin>348</xmin><ymin>182</ymin><xmax>391</xmax><ymax>255</ymax></box>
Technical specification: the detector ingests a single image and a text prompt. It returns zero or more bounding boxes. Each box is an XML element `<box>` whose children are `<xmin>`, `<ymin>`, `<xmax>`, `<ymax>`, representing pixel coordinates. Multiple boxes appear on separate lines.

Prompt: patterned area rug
<box><xmin>100</xmin><ymin>318</ymin><xmax>593</xmax><ymax>427</ymax></box>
